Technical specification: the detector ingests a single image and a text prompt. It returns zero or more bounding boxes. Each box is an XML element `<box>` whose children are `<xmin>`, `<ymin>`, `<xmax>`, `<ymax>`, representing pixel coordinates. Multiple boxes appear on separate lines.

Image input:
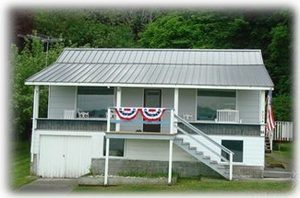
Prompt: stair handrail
<box><xmin>175</xmin><ymin>114</ymin><xmax>234</xmax><ymax>180</ymax></box>
<box><xmin>174</xmin><ymin>114</ymin><xmax>234</xmax><ymax>157</ymax></box>
<box><xmin>176</xmin><ymin>126</ymin><xmax>229</xmax><ymax>162</ymax></box>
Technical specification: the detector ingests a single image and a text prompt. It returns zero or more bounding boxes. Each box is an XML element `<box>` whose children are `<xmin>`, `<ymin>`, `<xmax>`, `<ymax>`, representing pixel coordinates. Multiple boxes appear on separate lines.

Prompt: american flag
<box><xmin>266</xmin><ymin>90</ymin><xmax>276</xmax><ymax>131</ymax></box>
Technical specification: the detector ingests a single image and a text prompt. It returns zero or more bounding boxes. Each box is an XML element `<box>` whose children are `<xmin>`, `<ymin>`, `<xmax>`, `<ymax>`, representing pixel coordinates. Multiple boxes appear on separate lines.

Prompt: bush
<box><xmin>272</xmin><ymin>94</ymin><xmax>292</xmax><ymax>121</ymax></box>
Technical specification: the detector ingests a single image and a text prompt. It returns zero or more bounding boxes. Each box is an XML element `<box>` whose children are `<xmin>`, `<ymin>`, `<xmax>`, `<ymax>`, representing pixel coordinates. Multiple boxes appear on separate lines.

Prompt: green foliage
<box><xmin>34</xmin><ymin>10</ymin><xmax>136</xmax><ymax>47</ymax></box>
<box><xmin>272</xmin><ymin>94</ymin><xmax>292</xmax><ymax>121</ymax></box>
<box><xmin>139</xmin><ymin>11</ymin><xmax>253</xmax><ymax>49</ymax></box>
<box><xmin>12</xmin><ymin>36</ymin><xmax>64</xmax><ymax>139</ymax></box>
<box><xmin>140</xmin><ymin>10</ymin><xmax>292</xmax><ymax>120</ymax></box>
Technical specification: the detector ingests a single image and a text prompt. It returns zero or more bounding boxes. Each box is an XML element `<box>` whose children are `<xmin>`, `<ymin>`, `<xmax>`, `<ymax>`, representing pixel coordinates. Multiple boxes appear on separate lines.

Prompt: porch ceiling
<box><xmin>25</xmin><ymin>48</ymin><xmax>274</xmax><ymax>89</ymax></box>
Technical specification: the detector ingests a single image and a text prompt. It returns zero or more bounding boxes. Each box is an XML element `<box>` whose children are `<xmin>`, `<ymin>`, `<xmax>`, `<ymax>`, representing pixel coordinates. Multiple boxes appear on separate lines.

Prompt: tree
<box><xmin>11</xmin><ymin>36</ymin><xmax>64</xmax><ymax>139</ymax></box>
<box><xmin>34</xmin><ymin>10</ymin><xmax>137</xmax><ymax>48</ymax></box>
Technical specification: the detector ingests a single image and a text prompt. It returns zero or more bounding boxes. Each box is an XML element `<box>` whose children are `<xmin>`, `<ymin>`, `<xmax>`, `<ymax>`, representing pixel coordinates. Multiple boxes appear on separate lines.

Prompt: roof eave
<box><xmin>24</xmin><ymin>81</ymin><xmax>274</xmax><ymax>90</ymax></box>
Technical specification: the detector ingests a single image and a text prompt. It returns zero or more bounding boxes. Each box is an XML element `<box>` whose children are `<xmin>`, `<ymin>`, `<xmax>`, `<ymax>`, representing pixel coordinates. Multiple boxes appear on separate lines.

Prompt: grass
<box><xmin>10</xmin><ymin>141</ymin><xmax>37</xmax><ymax>189</ymax></box>
<box><xmin>74</xmin><ymin>177</ymin><xmax>294</xmax><ymax>193</ymax></box>
<box><xmin>117</xmin><ymin>171</ymin><xmax>175</xmax><ymax>178</ymax></box>
<box><xmin>265</xmin><ymin>142</ymin><xmax>293</xmax><ymax>170</ymax></box>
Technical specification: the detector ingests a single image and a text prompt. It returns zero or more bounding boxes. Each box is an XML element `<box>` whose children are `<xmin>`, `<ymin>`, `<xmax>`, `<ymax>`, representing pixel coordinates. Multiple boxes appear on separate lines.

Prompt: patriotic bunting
<box><xmin>115</xmin><ymin>107</ymin><xmax>139</xmax><ymax>120</ymax></box>
<box><xmin>141</xmin><ymin>108</ymin><xmax>166</xmax><ymax>121</ymax></box>
<box><xmin>115</xmin><ymin>107</ymin><xmax>166</xmax><ymax>121</ymax></box>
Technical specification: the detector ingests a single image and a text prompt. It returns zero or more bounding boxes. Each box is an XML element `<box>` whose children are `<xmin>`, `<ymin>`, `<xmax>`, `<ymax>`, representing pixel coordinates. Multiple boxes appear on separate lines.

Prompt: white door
<box><xmin>38</xmin><ymin>135</ymin><xmax>92</xmax><ymax>178</ymax></box>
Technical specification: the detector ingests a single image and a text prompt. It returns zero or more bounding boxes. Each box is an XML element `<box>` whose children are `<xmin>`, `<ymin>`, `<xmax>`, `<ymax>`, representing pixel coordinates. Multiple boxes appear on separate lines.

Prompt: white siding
<box><xmin>176</xmin><ymin>134</ymin><xmax>264</xmax><ymax>166</ymax></box>
<box><xmin>237</xmin><ymin>90</ymin><xmax>260</xmax><ymax>123</ymax></box>
<box><xmin>178</xmin><ymin>89</ymin><xmax>196</xmax><ymax>121</ymax></box>
<box><xmin>48</xmin><ymin>86</ymin><xmax>76</xmax><ymax>118</ymax></box>
<box><xmin>125</xmin><ymin>139</ymin><xmax>195</xmax><ymax>161</ymax></box>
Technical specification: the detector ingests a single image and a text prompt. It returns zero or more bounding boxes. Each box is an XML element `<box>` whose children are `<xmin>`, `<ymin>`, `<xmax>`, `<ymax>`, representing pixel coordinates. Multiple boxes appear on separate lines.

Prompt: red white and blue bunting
<box><xmin>115</xmin><ymin>107</ymin><xmax>139</xmax><ymax>120</ymax></box>
<box><xmin>115</xmin><ymin>107</ymin><xmax>166</xmax><ymax>121</ymax></box>
<box><xmin>140</xmin><ymin>108</ymin><xmax>166</xmax><ymax>121</ymax></box>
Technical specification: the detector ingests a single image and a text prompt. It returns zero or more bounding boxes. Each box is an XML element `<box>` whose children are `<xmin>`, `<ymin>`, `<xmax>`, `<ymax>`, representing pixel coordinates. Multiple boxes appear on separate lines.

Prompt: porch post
<box><xmin>104</xmin><ymin>137</ymin><xmax>110</xmax><ymax>185</ymax></box>
<box><xmin>30</xmin><ymin>85</ymin><xmax>39</xmax><ymax>162</ymax></box>
<box><xmin>168</xmin><ymin>139</ymin><xmax>173</xmax><ymax>185</ymax></box>
<box><xmin>259</xmin><ymin>90</ymin><xmax>266</xmax><ymax>136</ymax></box>
<box><xmin>173</xmin><ymin>88</ymin><xmax>179</xmax><ymax>133</ymax></box>
<box><xmin>116</xmin><ymin>87</ymin><xmax>122</xmax><ymax>132</ymax></box>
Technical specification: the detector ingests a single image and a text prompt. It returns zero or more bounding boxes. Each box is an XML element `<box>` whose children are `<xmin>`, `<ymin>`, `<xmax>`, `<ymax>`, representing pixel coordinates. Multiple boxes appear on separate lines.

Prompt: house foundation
<box><xmin>91</xmin><ymin>158</ymin><xmax>263</xmax><ymax>179</ymax></box>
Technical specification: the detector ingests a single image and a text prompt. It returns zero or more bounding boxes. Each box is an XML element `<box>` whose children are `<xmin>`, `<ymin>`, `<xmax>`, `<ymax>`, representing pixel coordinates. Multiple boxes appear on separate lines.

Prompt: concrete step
<box><xmin>263</xmin><ymin>170</ymin><xmax>294</xmax><ymax>178</ymax></box>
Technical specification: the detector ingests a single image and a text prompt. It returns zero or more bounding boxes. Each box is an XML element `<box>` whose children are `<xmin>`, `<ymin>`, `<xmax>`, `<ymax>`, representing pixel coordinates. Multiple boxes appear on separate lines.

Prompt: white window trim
<box><xmin>76</xmin><ymin>86</ymin><xmax>115</xmax><ymax>118</ymax></box>
<box><xmin>195</xmin><ymin>89</ymin><xmax>238</xmax><ymax>122</ymax></box>
<box><xmin>221</xmin><ymin>139</ymin><xmax>244</xmax><ymax>163</ymax></box>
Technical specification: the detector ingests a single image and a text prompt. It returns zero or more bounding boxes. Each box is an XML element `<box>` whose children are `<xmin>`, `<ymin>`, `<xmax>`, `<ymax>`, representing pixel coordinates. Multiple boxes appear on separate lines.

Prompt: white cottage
<box><xmin>25</xmin><ymin>48</ymin><xmax>274</xmax><ymax>184</ymax></box>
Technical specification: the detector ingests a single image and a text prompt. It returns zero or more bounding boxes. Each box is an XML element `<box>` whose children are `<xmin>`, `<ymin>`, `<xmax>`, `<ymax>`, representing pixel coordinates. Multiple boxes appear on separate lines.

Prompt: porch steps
<box><xmin>174</xmin><ymin>137</ymin><xmax>230</xmax><ymax>179</ymax></box>
<box><xmin>265</xmin><ymin>137</ymin><xmax>272</xmax><ymax>153</ymax></box>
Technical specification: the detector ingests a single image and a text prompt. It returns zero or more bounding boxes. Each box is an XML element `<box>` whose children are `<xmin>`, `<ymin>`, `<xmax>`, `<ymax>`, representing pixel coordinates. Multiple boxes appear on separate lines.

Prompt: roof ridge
<box><xmin>62</xmin><ymin>48</ymin><xmax>262</xmax><ymax>52</ymax></box>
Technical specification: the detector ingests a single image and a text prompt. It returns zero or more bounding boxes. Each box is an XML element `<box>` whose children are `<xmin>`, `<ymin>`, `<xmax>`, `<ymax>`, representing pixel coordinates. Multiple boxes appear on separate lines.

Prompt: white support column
<box><xmin>170</xmin><ymin>109</ymin><xmax>174</xmax><ymax>134</ymax></box>
<box><xmin>116</xmin><ymin>87</ymin><xmax>122</xmax><ymax>132</ymax></box>
<box><xmin>229</xmin><ymin>152</ymin><xmax>233</xmax><ymax>181</ymax></box>
<box><xmin>168</xmin><ymin>139</ymin><xmax>173</xmax><ymax>185</ymax></box>
<box><xmin>259</xmin><ymin>90</ymin><xmax>266</xmax><ymax>136</ymax></box>
<box><xmin>30</xmin><ymin>86</ymin><xmax>39</xmax><ymax>162</ymax></box>
<box><xmin>173</xmin><ymin>88</ymin><xmax>179</xmax><ymax>133</ymax></box>
<box><xmin>107</xmin><ymin>108</ymin><xmax>111</xmax><ymax>132</ymax></box>
<box><xmin>104</xmin><ymin>137</ymin><xmax>110</xmax><ymax>185</ymax></box>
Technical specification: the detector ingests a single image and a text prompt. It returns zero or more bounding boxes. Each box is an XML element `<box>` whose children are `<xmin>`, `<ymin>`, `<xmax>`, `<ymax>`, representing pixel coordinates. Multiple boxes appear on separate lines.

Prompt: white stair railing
<box><xmin>174</xmin><ymin>114</ymin><xmax>234</xmax><ymax>180</ymax></box>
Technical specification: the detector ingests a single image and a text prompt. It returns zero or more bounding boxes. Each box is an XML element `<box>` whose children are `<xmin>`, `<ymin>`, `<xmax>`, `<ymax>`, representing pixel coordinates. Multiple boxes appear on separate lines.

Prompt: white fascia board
<box><xmin>25</xmin><ymin>81</ymin><xmax>274</xmax><ymax>91</ymax></box>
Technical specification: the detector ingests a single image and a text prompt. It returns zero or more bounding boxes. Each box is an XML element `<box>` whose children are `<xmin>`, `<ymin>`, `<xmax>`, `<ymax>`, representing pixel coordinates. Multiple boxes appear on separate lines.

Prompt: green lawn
<box><xmin>10</xmin><ymin>141</ymin><xmax>37</xmax><ymax>189</ymax></box>
<box><xmin>265</xmin><ymin>142</ymin><xmax>294</xmax><ymax>170</ymax></box>
<box><xmin>74</xmin><ymin>178</ymin><xmax>294</xmax><ymax>193</ymax></box>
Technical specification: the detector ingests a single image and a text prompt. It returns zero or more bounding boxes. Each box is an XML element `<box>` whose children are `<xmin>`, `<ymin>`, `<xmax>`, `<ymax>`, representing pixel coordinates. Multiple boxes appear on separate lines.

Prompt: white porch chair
<box><xmin>63</xmin><ymin>110</ymin><xmax>75</xmax><ymax>119</ymax></box>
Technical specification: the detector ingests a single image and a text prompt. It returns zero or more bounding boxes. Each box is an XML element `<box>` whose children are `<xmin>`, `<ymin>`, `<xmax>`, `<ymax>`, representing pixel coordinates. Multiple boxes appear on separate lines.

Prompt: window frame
<box><xmin>195</xmin><ymin>89</ymin><xmax>237</xmax><ymax>122</ymax></box>
<box><xmin>221</xmin><ymin>140</ymin><xmax>244</xmax><ymax>163</ymax></box>
<box><xmin>103</xmin><ymin>138</ymin><xmax>126</xmax><ymax>158</ymax></box>
<box><xmin>76</xmin><ymin>86</ymin><xmax>115</xmax><ymax>119</ymax></box>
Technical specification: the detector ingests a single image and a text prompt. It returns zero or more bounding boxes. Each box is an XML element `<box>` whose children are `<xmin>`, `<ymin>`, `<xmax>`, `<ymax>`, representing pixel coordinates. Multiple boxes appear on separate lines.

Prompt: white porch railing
<box><xmin>274</xmin><ymin>121</ymin><xmax>293</xmax><ymax>141</ymax></box>
<box><xmin>216</xmin><ymin>109</ymin><xmax>240</xmax><ymax>123</ymax></box>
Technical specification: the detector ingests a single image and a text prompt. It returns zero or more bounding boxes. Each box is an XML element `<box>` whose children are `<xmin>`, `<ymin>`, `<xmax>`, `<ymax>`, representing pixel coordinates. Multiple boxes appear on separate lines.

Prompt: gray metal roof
<box><xmin>26</xmin><ymin>48</ymin><xmax>274</xmax><ymax>89</ymax></box>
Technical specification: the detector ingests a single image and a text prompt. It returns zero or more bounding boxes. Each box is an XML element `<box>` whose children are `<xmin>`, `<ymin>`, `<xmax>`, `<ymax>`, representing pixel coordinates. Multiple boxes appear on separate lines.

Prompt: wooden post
<box><xmin>174</xmin><ymin>88</ymin><xmax>179</xmax><ymax>133</ymax></box>
<box><xmin>104</xmin><ymin>137</ymin><xmax>110</xmax><ymax>185</ymax></box>
<box><xmin>168</xmin><ymin>139</ymin><xmax>173</xmax><ymax>185</ymax></box>
<box><xmin>30</xmin><ymin>86</ymin><xmax>39</xmax><ymax>162</ymax></box>
<box><xmin>116</xmin><ymin>87</ymin><xmax>121</xmax><ymax>132</ymax></box>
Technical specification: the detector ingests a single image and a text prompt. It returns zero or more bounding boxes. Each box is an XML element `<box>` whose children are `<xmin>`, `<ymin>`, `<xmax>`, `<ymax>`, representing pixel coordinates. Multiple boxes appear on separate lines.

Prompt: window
<box><xmin>221</xmin><ymin>140</ymin><xmax>243</xmax><ymax>162</ymax></box>
<box><xmin>77</xmin><ymin>87</ymin><xmax>114</xmax><ymax>118</ymax></box>
<box><xmin>103</xmin><ymin>138</ymin><xmax>125</xmax><ymax>157</ymax></box>
<box><xmin>197</xmin><ymin>90</ymin><xmax>236</xmax><ymax>121</ymax></box>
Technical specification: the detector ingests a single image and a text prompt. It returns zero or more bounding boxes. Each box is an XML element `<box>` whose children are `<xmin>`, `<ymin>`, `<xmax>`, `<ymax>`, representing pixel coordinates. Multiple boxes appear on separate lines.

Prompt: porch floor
<box><xmin>105</xmin><ymin>131</ymin><xmax>176</xmax><ymax>140</ymax></box>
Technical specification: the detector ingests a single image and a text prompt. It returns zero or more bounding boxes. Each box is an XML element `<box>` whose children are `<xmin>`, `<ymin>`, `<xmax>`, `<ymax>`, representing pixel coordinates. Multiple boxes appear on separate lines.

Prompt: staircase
<box><xmin>265</xmin><ymin>136</ymin><xmax>271</xmax><ymax>153</ymax></box>
<box><xmin>173</xmin><ymin>114</ymin><xmax>234</xmax><ymax>180</ymax></box>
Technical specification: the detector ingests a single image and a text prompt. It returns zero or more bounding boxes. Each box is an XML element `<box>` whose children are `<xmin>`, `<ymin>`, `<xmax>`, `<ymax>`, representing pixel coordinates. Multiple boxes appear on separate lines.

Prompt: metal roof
<box><xmin>26</xmin><ymin>48</ymin><xmax>274</xmax><ymax>89</ymax></box>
